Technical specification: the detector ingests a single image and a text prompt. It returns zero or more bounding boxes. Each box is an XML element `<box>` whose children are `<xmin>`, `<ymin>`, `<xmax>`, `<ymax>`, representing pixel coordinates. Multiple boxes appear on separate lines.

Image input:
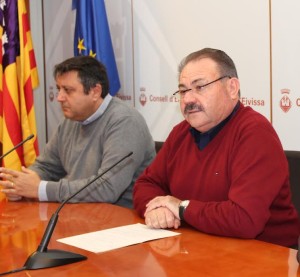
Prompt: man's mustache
<box><xmin>184</xmin><ymin>103</ymin><xmax>203</xmax><ymax>114</ymax></box>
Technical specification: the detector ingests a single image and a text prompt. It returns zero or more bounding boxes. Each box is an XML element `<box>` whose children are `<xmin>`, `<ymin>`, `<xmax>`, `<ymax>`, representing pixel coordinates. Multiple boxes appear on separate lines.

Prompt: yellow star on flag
<box><xmin>89</xmin><ymin>49</ymin><xmax>96</xmax><ymax>58</ymax></box>
<box><xmin>77</xmin><ymin>38</ymin><xmax>86</xmax><ymax>54</ymax></box>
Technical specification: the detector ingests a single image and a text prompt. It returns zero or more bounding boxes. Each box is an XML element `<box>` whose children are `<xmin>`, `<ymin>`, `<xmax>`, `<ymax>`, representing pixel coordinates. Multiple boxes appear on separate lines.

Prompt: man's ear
<box><xmin>91</xmin><ymin>84</ymin><xmax>103</xmax><ymax>100</ymax></box>
<box><xmin>228</xmin><ymin>77</ymin><xmax>240</xmax><ymax>100</ymax></box>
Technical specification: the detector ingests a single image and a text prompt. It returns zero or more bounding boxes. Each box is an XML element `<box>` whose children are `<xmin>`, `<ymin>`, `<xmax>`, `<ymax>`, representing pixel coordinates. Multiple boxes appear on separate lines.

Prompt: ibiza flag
<box><xmin>0</xmin><ymin>0</ymin><xmax>39</xmax><ymax>170</ymax></box>
<box><xmin>73</xmin><ymin>0</ymin><xmax>121</xmax><ymax>96</ymax></box>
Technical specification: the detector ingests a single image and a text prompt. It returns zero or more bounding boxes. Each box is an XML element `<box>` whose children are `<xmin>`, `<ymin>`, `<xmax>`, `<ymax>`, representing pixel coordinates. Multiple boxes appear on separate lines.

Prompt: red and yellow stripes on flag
<box><xmin>16</xmin><ymin>0</ymin><xmax>39</xmax><ymax>166</ymax></box>
<box><xmin>0</xmin><ymin>5</ymin><xmax>4</xmax><ymax>204</ymax></box>
<box><xmin>0</xmin><ymin>0</ymin><xmax>39</xmax><ymax>172</ymax></box>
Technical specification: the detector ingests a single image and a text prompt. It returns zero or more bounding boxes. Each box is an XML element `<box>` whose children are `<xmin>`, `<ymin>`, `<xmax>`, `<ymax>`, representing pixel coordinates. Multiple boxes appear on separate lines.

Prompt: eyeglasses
<box><xmin>173</xmin><ymin>75</ymin><xmax>231</xmax><ymax>100</ymax></box>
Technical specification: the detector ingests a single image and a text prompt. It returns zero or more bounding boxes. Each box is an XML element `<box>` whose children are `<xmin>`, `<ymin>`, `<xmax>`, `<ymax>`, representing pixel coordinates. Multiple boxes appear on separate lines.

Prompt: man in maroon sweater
<box><xmin>133</xmin><ymin>48</ymin><xmax>299</xmax><ymax>248</ymax></box>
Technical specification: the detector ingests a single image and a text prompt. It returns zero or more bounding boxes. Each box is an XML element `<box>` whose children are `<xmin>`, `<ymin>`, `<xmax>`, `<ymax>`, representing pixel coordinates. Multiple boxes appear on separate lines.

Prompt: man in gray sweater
<box><xmin>0</xmin><ymin>56</ymin><xmax>155</xmax><ymax>208</ymax></box>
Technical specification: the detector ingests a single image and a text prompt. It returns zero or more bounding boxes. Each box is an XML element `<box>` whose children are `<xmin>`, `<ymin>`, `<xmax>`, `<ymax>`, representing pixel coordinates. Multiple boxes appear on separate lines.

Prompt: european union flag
<box><xmin>73</xmin><ymin>0</ymin><xmax>121</xmax><ymax>96</ymax></box>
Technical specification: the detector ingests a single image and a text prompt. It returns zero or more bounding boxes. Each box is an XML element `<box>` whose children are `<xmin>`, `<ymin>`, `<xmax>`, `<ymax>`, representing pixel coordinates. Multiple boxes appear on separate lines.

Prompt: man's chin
<box><xmin>185</xmin><ymin>112</ymin><xmax>200</xmax><ymax>122</ymax></box>
<box><xmin>186</xmin><ymin>118</ymin><xmax>209</xmax><ymax>132</ymax></box>
<box><xmin>62</xmin><ymin>112</ymin><xmax>73</xmax><ymax>119</ymax></box>
<box><xmin>63</xmin><ymin>113</ymin><xmax>83</xmax><ymax>121</ymax></box>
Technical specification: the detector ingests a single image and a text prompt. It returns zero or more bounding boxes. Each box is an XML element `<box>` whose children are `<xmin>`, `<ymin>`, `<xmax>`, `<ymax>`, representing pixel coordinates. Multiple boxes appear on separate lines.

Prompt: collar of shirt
<box><xmin>79</xmin><ymin>94</ymin><xmax>113</xmax><ymax>126</ymax></box>
<box><xmin>190</xmin><ymin>101</ymin><xmax>240</xmax><ymax>150</ymax></box>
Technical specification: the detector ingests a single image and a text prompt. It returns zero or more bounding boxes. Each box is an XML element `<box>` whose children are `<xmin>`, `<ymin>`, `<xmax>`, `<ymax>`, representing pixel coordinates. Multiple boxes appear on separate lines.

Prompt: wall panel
<box><xmin>132</xmin><ymin>0</ymin><xmax>270</xmax><ymax>141</ymax></box>
<box><xmin>272</xmin><ymin>0</ymin><xmax>300</xmax><ymax>150</ymax></box>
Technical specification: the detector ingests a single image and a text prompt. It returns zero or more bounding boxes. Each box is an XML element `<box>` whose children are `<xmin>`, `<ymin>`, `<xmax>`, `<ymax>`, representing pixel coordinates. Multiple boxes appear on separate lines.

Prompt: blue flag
<box><xmin>73</xmin><ymin>0</ymin><xmax>121</xmax><ymax>95</ymax></box>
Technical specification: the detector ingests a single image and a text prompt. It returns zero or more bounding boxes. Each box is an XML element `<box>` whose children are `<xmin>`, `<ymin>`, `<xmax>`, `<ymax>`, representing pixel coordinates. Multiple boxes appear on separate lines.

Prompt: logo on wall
<box><xmin>139</xmin><ymin>87</ymin><xmax>147</xmax><ymax>106</ymax></box>
<box><xmin>49</xmin><ymin>86</ymin><xmax>54</xmax><ymax>102</ymax></box>
<box><xmin>280</xmin><ymin>89</ymin><xmax>292</xmax><ymax>113</ymax></box>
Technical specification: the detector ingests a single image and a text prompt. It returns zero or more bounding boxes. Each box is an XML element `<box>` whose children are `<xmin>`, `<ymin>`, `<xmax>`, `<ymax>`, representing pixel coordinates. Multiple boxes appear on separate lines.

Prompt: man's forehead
<box><xmin>180</xmin><ymin>58</ymin><xmax>217</xmax><ymax>81</ymax></box>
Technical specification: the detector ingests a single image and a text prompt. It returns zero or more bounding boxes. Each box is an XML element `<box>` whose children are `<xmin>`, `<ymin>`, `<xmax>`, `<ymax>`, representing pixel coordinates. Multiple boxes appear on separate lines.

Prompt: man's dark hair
<box><xmin>178</xmin><ymin>48</ymin><xmax>238</xmax><ymax>79</ymax></box>
<box><xmin>54</xmin><ymin>56</ymin><xmax>109</xmax><ymax>98</ymax></box>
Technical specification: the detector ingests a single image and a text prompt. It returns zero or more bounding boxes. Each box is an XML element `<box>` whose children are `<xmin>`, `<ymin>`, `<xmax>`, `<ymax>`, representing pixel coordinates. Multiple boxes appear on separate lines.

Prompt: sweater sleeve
<box><xmin>29</xmin><ymin>123</ymin><xmax>67</xmax><ymax>180</ymax></box>
<box><xmin>134</xmin><ymin>111</ymin><xmax>299</xmax><ymax>246</ymax></box>
<box><xmin>31</xmin><ymin>105</ymin><xmax>155</xmax><ymax>207</ymax></box>
<box><xmin>184</xmin><ymin>120</ymin><xmax>293</xmax><ymax>240</ymax></box>
<box><xmin>133</xmin><ymin>130</ymin><xmax>174</xmax><ymax>216</ymax></box>
<box><xmin>49</xmin><ymin>113</ymin><xmax>154</xmax><ymax>205</ymax></box>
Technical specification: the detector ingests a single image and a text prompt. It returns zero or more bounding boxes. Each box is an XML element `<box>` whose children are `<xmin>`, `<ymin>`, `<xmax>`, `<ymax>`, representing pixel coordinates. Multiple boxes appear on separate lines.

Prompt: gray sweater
<box><xmin>30</xmin><ymin>97</ymin><xmax>155</xmax><ymax>208</ymax></box>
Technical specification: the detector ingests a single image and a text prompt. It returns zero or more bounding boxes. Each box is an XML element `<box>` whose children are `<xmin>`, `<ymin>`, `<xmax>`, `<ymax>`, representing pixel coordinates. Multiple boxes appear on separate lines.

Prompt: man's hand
<box><xmin>145</xmin><ymin>195</ymin><xmax>182</xmax><ymax>219</ymax></box>
<box><xmin>144</xmin><ymin>206</ymin><xmax>181</xmax><ymax>229</ymax></box>
<box><xmin>0</xmin><ymin>166</ymin><xmax>41</xmax><ymax>200</ymax></box>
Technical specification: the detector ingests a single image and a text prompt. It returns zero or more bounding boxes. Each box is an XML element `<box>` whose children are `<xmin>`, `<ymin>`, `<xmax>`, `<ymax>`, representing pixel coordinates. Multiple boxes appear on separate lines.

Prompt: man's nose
<box><xmin>56</xmin><ymin>90</ymin><xmax>66</xmax><ymax>101</ymax></box>
<box><xmin>182</xmin><ymin>89</ymin><xmax>197</xmax><ymax>103</ymax></box>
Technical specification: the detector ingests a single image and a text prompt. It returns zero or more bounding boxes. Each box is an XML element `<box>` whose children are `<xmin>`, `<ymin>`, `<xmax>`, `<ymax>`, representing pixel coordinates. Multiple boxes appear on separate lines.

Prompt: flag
<box><xmin>0</xmin><ymin>0</ymin><xmax>39</xmax><ymax>171</ymax></box>
<box><xmin>73</xmin><ymin>0</ymin><xmax>121</xmax><ymax>96</ymax></box>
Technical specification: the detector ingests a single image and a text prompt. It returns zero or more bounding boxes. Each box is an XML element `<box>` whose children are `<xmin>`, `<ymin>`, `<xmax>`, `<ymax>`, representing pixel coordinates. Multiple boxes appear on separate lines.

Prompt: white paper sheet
<box><xmin>57</xmin><ymin>223</ymin><xmax>181</xmax><ymax>253</ymax></box>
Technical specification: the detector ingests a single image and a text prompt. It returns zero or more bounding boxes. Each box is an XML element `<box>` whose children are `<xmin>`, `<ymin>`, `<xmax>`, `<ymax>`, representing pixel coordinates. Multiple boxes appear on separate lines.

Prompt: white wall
<box><xmin>29</xmin><ymin>0</ymin><xmax>300</xmax><ymax>150</ymax></box>
<box><xmin>28</xmin><ymin>0</ymin><xmax>46</xmax><ymax>150</ymax></box>
<box><xmin>132</xmin><ymin>0</ymin><xmax>270</xmax><ymax>141</ymax></box>
<box><xmin>271</xmin><ymin>0</ymin><xmax>300</xmax><ymax>150</ymax></box>
<box><xmin>42</xmin><ymin>1</ymin><xmax>75</xmax><ymax>139</ymax></box>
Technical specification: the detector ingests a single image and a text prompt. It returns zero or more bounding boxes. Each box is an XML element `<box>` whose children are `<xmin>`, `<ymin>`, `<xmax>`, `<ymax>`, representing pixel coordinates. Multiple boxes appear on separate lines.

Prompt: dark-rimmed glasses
<box><xmin>173</xmin><ymin>75</ymin><xmax>231</xmax><ymax>100</ymax></box>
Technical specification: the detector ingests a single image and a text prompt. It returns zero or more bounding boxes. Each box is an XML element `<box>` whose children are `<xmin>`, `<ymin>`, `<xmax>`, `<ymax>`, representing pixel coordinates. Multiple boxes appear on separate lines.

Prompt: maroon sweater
<box><xmin>133</xmin><ymin>104</ymin><xmax>300</xmax><ymax>247</ymax></box>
